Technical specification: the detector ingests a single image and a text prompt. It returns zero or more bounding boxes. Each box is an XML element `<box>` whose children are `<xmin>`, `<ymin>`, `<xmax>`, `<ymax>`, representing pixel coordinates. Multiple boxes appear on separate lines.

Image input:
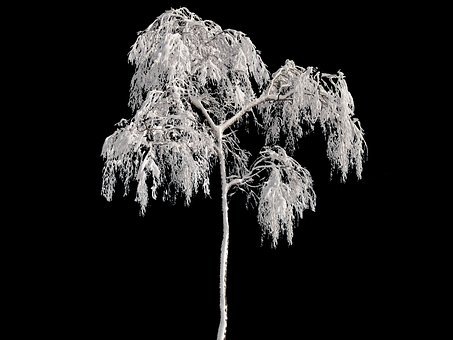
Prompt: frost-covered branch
<box><xmin>220</xmin><ymin>91</ymin><xmax>293</xmax><ymax>132</ymax></box>
<box><xmin>261</xmin><ymin>60</ymin><xmax>366</xmax><ymax>181</ymax></box>
<box><xmin>222</xmin><ymin>132</ymin><xmax>251</xmax><ymax>181</ymax></box>
<box><xmin>226</xmin><ymin>178</ymin><xmax>244</xmax><ymax>191</ymax></box>
<box><xmin>225</xmin><ymin>146</ymin><xmax>316</xmax><ymax>247</ymax></box>
<box><xmin>189</xmin><ymin>96</ymin><xmax>219</xmax><ymax>136</ymax></box>
<box><xmin>101</xmin><ymin>89</ymin><xmax>218</xmax><ymax>213</ymax></box>
<box><xmin>248</xmin><ymin>146</ymin><xmax>316</xmax><ymax>247</ymax></box>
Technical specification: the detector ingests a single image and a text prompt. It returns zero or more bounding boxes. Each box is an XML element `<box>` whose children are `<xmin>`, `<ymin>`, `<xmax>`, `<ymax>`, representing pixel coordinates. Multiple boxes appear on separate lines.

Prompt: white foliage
<box><xmin>102</xmin><ymin>7</ymin><xmax>273</xmax><ymax>213</ymax></box>
<box><xmin>261</xmin><ymin>60</ymin><xmax>366</xmax><ymax>181</ymax></box>
<box><xmin>101</xmin><ymin>86</ymin><xmax>217</xmax><ymax>213</ymax></box>
<box><xmin>223</xmin><ymin>132</ymin><xmax>251</xmax><ymax>179</ymax></box>
<box><xmin>102</xmin><ymin>7</ymin><xmax>366</xmax><ymax>239</ymax></box>
<box><xmin>136</xmin><ymin>148</ymin><xmax>161</xmax><ymax>215</ymax></box>
<box><xmin>250</xmin><ymin>147</ymin><xmax>316</xmax><ymax>247</ymax></box>
<box><xmin>127</xmin><ymin>7</ymin><xmax>269</xmax><ymax>118</ymax></box>
<box><xmin>101</xmin><ymin>120</ymin><xmax>151</xmax><ymax>202</ymax></box>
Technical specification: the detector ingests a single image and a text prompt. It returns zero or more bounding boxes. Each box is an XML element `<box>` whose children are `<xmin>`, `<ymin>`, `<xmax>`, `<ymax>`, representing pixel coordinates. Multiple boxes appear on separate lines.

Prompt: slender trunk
<box><xmin>217</xmin><ymin>131</ymin><xmax>229</xmax><ymax>340</ymax></box>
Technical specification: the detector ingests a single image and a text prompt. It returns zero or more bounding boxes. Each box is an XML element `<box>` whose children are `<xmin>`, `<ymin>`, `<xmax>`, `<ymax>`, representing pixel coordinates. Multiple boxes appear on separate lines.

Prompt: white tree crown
<box><xmin>101</xmin><ymin>7</ymin><xmax>366</xmax><ymax>246</ymax></box>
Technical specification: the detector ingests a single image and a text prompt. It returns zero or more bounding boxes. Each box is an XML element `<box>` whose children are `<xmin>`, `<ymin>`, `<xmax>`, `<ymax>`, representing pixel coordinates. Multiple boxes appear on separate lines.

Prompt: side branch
<box><xmin>226</xmin><ymin>165</ymin><xmax>269</xmax><ymax>193</ymax></box>
<box><xmin>190</xmin><ymin>96</ymin><xmax>219</xmax><ymax>136</ymax></box>
<box><xmin>220</xmin><ymin>91</ymin><xmax>293</xmax><ymax>132</ymax></box>
<box><xmin>226</xmin><ymin>178</ymin><xmax>243</xmax><ymax>192</ymax></box>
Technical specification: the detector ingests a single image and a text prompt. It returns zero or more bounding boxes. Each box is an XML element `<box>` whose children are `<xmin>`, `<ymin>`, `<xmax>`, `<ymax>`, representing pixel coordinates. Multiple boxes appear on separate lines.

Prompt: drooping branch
<box><xmin>254</xmin><ymin>146</ymin><xmax>316</xmax><ymax>247</ymax></box>
<box><xmin>225</xmin><ymin>146</ymin><xmax>317</xmax><ymax>246</ymax></box>
<box><xmin>261</xmin><ymin>60</ymin><xmax>366</xmax><ymax>180</ymax></box>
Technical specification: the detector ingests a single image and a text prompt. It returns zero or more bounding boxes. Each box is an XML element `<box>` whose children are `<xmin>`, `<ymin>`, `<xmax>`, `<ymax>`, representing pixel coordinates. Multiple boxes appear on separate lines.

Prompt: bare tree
<box><xmin>101</xmin><ymin>7</ymin><xmax>366</xmax><ymax>340</ymax></box>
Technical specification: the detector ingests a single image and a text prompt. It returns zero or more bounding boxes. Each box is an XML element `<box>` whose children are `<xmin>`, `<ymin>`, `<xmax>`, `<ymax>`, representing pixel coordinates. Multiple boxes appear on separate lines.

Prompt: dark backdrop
<box><xmin>31</xmin><ymin>1</ymin><xmax>430</xmax><ymax>339</ymax></box>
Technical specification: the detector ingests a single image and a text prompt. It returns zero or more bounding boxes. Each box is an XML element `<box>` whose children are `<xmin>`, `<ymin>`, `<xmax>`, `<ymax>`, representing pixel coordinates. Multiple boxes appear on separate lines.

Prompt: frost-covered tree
<box><xmin>101</xmin><ymin>8</ymin><xmax>366</xmax><ymax>340</ymax></box>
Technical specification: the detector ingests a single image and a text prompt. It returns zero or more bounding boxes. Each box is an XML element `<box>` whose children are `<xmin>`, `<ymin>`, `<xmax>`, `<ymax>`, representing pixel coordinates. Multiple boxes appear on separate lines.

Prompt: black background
<box><xmin>22</xmin><ymin>1</ymin><xmax>439</xmax><ymax>339</ymax></box>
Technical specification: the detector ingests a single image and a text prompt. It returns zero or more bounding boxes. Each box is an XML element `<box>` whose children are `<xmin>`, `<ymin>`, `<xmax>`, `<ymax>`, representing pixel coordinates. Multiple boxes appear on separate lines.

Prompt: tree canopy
<box><xmin>101</xmin><ymin>7</ymin><xmax>366</xmax><ymax>246</ymax></box>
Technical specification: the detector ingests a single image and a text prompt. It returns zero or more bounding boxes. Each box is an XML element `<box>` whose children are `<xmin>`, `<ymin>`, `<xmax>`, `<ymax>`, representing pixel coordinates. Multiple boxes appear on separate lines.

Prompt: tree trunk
<box><xmin>217</xmin><ymin>133</ymin><xmax>229</xmax><ymax>340</ymax></box>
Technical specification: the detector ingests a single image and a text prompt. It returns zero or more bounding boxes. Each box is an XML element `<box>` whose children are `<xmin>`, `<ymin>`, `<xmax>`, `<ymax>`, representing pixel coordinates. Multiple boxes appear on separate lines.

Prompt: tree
<box><xmin>101</xmin><ymin>7</ymin><xmax>366</xmax><ymax>340</ymax></box>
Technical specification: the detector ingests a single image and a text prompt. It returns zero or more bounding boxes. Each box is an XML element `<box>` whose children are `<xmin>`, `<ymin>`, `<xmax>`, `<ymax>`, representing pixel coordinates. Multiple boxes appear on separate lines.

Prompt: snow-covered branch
<box><xmin>101</xmin><ymin>90</ymin><xmax>218</xmax><ymax>213</ymax></box>
<box><xmin>190</xmin><ymin>96</ymin><xmax>219</xmax><ymax>136</ymax></box>
<box><xmin>222</xmin><ymin>132</ymin><xmax>251</xmax><ymax>180</ymax></box>
<box><xmin>251</xmin><ymin>146</ymin><xmax>316</xmax><ymax>247</ymax></box>
<box><xmin>220</xmin><ymin>91</ymin><xmax>293</xmax><ymax>132</ymax></box>
<box><xmin>262</xmin><ymin>60</ymin><xmax>366</xmax><ymax>181</ymax></box>
<box><xmin>226</xmin><ymin>178</ymin><xmax>244</xmax><ymax>192</ymax></box>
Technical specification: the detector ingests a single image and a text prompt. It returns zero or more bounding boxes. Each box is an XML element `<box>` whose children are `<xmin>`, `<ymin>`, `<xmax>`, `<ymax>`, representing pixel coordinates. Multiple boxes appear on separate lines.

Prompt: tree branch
<box><xmin>220</xmin><ymin>91</ymin><xmax>294</xmax><ymax>132</ymax></box>
<box><xmin>190</xmin><ymin>96</ymin><xmax>219</xmax><ymax>136</ymax></box>
<box><xmin>226</xmin><ymin>178</ymin><xmax>243</xmax><ymax>192</ymax></box>
<box><xmin>226</xmin><ymin>165</ymin><xmax>269</xmax><ymax>192</ymax></box>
